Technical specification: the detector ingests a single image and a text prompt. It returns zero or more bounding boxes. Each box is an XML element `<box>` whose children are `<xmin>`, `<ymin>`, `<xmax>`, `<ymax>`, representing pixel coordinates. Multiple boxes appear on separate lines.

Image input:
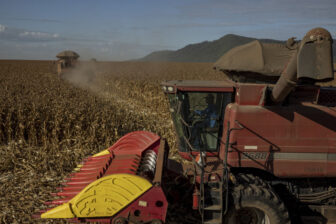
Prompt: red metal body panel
<box><xmin>220</xmin><ymin>85</ymin><xmax>336</xmax><ymax>178</ymax></box>
<box><xmin>161</xmin><ymin>80</ymin><xmax>235</xmax><ymax>94</ymax></box>
<box><xmin>178</xmin><ymin>87</ymin><xmax>234</xmax><ymax>92</ymax></box>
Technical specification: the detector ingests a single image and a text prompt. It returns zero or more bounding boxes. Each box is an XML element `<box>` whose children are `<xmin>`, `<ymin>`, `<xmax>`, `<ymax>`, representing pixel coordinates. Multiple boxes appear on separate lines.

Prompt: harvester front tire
<box><xmin>235</xmin><ymin>173</ymin><xmax>269</xmax><ymax>188</ymax></box>
<box><xmin>224</xmin><ymin>184</ymin><xmax>290</xmax><ymax>224</ymax></box>
<box><xmin>150</xmin><ymin>219</ymin><xmax>163</xmax><ymax>224</ymax></box>
<box><xmin>113</xmin><ymin>217</ymin><xmax>128</xmax><ymax>224</ymax></box>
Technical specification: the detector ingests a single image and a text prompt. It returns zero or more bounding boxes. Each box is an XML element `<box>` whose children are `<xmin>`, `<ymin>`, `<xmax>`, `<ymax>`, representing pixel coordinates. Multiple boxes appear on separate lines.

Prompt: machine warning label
<box><xmin>244</xmin><ymin>145</ymin><xmax>258</xmax><ymax>150</ymax></box>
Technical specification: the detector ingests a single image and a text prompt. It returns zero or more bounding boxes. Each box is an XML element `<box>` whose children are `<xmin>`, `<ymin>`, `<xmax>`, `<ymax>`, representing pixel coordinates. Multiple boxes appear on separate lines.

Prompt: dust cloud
<box><xmin>61</xmin><ymin>61</ymin><xmax>116</xmax><ymax>105</ymax></box>
<box><xmin>63</xmin><ymin>60</ymin><xmax>98</xmax><ymax>88</ymax></box>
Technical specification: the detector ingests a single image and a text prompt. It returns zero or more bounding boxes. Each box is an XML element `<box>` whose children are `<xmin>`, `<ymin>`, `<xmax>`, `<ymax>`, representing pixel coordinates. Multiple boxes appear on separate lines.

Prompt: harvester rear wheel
<box><xmin>224</xmin><ymin>184</ymin><xmax>290</xmax><ymax>224</ymax></box>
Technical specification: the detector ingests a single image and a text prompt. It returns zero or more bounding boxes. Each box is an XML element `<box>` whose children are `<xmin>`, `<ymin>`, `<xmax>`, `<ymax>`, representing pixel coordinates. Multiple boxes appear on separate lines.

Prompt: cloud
<box><xmin>0</xmin><ymin>24</ymin><xmax>5</xmax><ymax>32</ymax></box>
<box><xmin>19</xmin><ymin>31</ymin><xmax>59</xmax><ymax>39</ymax></box>
<box><xmin>175</xmin><ymin>0</ymin><xmax>336</xmax><ymax>29</ymax></box>
<box><xmin>0</xmin><ymin>24</ymin><xmax>61</xmax><ymax>42</ymax></box>
<box><xmin>0</xmin><ymin>17</ymin><xmax>62</xmax><ymax>24</ymax></box>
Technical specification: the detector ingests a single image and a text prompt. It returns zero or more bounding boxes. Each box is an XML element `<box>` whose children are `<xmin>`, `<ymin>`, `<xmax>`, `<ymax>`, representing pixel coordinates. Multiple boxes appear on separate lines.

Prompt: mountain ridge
<box><xmin>139</xmin><ymin>34</ymin><xmax>336</xmax><ymax>62</ymax></box>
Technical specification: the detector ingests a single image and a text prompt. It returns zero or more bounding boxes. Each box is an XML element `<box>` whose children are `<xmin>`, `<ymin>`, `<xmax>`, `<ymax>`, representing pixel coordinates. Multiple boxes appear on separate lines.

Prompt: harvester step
<box><xmin>204</xmin><ymin>218</ymin><xmax>222</xmax><ymax>224</ymax></box>
<box><xmin>204</xmin><ymin>205</ymin><xmax>221</xmax><ymax>210</ymax></box>
<box><xmin>207</xmin><ymin>182</ymin><xmax>220</xmax><ymax>189</ymax></box>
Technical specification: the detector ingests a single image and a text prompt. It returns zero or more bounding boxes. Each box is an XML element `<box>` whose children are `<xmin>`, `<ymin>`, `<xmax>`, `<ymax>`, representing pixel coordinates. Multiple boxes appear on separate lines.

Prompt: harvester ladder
<box><xmin>202</xmin><ymin>181</ymin><xmax>223</xmax><ymax>224</ymax></box>
<box><xmin>199</xmin><ymin>151</ymin><xmax>223</xmax><ymax>224</ymax></box>
<box><xmin>201</xmin><ymin>121</ymin><xmax>243</xmax><ymax>224</ymax></box>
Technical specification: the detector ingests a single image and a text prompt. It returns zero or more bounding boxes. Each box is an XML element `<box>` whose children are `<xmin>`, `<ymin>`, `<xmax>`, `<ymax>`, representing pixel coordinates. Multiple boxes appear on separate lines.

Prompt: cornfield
<box><xmin>0</xmin><ymin>60</ymin><xmax>225</xmax><ymax>223</ymax></box>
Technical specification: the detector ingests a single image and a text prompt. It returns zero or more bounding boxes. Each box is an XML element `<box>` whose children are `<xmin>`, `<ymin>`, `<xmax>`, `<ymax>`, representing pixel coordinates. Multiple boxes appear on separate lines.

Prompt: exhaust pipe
<box><xmin>271</xmin><ymin>27</ymin><xmax>334</xmax><ymax>103</ymax></box>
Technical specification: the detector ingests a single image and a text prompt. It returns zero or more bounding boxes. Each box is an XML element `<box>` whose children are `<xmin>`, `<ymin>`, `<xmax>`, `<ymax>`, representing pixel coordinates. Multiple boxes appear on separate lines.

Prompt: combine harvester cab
<box><xmin>39</xmin><ymin>131</ymin><xmax>169</xmax><ymax>224</ymax></box>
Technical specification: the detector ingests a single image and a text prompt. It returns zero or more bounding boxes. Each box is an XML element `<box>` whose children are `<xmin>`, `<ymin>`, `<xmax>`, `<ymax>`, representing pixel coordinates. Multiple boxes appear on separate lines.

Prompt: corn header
<box><xmin>39</xmin><ymin>131</ymin><xmax>171</xmax><ymax>224</ymax></box>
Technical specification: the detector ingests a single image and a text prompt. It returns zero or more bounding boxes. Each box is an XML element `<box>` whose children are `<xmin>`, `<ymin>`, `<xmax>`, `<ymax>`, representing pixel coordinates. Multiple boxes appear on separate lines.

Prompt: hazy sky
<box><xmin>0</xmin><ymin>0</ymin><xmax>335</xmax><ymax>60</ymax></box>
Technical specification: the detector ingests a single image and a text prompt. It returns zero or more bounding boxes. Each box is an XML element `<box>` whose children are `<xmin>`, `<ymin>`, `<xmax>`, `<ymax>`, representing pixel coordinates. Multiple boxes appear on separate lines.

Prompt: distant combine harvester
<box><xmin>56</xmin><ymin>50</ymin><xmax>79</xmax><ymax>78</ymax></box>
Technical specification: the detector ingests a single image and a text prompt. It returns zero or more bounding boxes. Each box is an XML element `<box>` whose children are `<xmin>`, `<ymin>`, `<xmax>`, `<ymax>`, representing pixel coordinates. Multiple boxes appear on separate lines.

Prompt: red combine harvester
<box><xmin>56</xmin><ymin>50</ymin><xmax>79</xmax><ymax>78</ymax></box>
<box><xmin>38</xmin><ymin>27</ymin><xmax>335</xmax><ymax>224</ymax></box>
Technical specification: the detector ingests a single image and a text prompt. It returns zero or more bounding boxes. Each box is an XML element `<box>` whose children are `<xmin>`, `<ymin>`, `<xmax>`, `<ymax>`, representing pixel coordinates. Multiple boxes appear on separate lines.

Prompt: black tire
<box><xmin>235</xmin><ymin>173</ymin><xmax>270</xmax><ymax>188</ymax></box>
<box><xmin>224</xmin><ymin>184</ymin><xmax>290</xmax><ymax>224</ymax></box>
<box><xmin>150</xmin><ymin>219</ymin><xmax>163</xmax><ymax>224</ymax></box>
<box><xmin>113</xmin><ymin>217</ymin><xmax>128</xmax><ymax>224</ymax></box>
